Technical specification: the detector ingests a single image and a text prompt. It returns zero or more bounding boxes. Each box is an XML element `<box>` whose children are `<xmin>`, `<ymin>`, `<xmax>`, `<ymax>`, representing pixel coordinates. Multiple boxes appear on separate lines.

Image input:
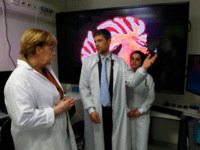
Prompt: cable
<box><xmin>185</xmin><ymin>67</ymin><xmax>187</xmax><ymax>77</ymax></box>
<box><xmin>34</xmin><ymin>0</ymin><xmax>38</xmax><ymax>28</ymax></box>
<box><xmin>188</xmin><ymin>21</ymin><xmax>191</xmax><ymax>32</ymax></box>
<box><xmin>2</xmin><ymin>0</ymin><xmax>11</xmax><ymax>70</ymax></box>
<box><xmin>2</xmin><ymin>0</ymin><xmax>16</xmax><ymax>68</ymax></box>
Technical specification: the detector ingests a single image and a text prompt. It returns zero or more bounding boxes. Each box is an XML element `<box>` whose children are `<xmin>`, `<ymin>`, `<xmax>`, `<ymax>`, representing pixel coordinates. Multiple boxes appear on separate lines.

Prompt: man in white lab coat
<box><xmin>79</xmin><ymin>29</ymin><xmax>157</xmax><ymax>150</ymax></box>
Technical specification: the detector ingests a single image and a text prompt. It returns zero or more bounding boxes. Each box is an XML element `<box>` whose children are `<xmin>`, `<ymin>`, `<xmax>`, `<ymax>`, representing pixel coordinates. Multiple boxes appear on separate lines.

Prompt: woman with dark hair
<box><xmin>127</xmin><ymin>51</ymin><xmax>155</xmax><ymax>150</ymax></box>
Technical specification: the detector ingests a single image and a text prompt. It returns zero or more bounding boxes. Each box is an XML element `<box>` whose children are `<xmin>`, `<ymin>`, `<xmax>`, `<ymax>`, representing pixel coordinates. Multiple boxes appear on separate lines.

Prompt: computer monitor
<box><xmin>0</xmin><ymin>71</ymin><xmax>12</xmax><ymax>110</ymax></box>
<box><xmin>186</xmin><ymin>55</ymin><xmax>200</xmax><ymax>95</ymax></box>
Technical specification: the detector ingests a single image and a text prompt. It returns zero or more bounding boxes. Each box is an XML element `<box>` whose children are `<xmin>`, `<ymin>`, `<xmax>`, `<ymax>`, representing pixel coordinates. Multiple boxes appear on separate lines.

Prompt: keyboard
<box><xmin>151</xmin><ymin>105</ymin><xmax>183</xmax><ymax>117</ymax></box>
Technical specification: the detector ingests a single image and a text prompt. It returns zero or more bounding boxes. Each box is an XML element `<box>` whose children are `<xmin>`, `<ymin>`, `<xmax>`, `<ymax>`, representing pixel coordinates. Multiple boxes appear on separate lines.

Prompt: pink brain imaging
<box><xmin>81</xmin><ymin>16</ymin><xmax>148</xmax><ymax>66</ymax></box>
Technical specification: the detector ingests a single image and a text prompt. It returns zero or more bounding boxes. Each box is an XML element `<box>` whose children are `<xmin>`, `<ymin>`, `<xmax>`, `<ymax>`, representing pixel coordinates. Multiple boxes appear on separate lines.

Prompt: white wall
<box><xmin>65</xmin><ymin>0</ymin><xmax>200</xmax><ymax>144</ymax></box>
<box><xmin>0</xmin><ymin>0</ymin><xmax>67</xmax><ymax>76</ymax></box>
<box><xmin>40</xmin><ymin>0</ymin><xmax>67</xmax><ymax>12</ymax></box>
<box><xmin>0</xmin><ymin>11</ymin><xmax>58</xmax><ymax>75</ymax></box>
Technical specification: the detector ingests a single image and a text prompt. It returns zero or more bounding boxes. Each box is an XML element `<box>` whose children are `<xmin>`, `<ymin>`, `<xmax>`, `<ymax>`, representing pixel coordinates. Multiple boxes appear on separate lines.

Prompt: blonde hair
<box><xmin>20</xmin><ymin>28</ymin><xmax>57</xmax><ymax>56</ymax></box>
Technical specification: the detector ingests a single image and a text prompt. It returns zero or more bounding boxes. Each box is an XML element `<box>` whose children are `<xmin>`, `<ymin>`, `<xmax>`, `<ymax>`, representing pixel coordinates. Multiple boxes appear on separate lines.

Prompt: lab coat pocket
<box><xmin>137</xmin><ymin>114</ymin><xmax>150</xmax><ymax>127</ymax></box>
<box><xmin>41</xmin><ymin>131</ymin><xmax>67</xmax><ymax>150</ymax></box>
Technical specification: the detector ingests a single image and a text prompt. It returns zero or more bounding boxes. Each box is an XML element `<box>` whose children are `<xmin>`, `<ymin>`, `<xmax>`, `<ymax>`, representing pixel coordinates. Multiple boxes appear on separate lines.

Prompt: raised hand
<box><xmin>143</xmin><ymin>54</ymin><xmax>157</xmax><ymax>69</ymax></box>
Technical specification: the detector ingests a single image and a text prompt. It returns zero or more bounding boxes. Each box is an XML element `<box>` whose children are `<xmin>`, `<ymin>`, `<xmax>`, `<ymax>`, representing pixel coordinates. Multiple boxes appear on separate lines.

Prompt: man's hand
<box><xmin>143</xmin><ymin>54</ymin><xmax>157</xmax><ymax>69</ymax></box>
<box><xmin>90</xmin><ymin>111</ymin><xmax>101</xmax><ymax>123</ymax></box>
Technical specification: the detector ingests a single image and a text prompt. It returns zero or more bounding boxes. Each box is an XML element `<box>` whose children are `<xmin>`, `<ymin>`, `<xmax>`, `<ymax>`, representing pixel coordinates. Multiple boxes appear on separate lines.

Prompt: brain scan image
<box><xmin>81</xmin><ymin>16</ymin><xmax>149</xmax><ymax>66</ymax></box>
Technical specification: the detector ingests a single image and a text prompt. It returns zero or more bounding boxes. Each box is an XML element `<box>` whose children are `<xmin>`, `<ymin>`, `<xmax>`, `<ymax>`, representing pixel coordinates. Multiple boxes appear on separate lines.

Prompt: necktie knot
<box><xmin>103</xmin><ymin>56</ymin><xmax>107</xmax><ymax>64</ymax></box>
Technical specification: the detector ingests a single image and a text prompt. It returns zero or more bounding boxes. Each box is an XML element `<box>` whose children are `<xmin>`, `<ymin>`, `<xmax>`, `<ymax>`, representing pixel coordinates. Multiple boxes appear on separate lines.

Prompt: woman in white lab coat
<box><xmin>4</xmin><ymin>29</ymin><xmax>77</xmax><ymax>150</ymax></box>
<box><xmin>127</xmin><ymin>51</ymin><xmax>155</xmax><ymax>150</ymax></box>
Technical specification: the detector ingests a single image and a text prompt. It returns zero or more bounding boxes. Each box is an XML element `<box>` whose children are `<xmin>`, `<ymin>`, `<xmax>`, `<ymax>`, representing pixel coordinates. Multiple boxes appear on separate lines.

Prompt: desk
<box><xmin>65</xmin><ymin>92</ymin><xmax>182</xmax><ymax>123</ymax></box>
<box><xmin>66</xmin><ymin>91</ymin><xmax>197</xmax><ymax>119</ymax></box>
<box><xmin>65</xmin><ymin>92</ymin><xmax>83</xmax><ymax>125</ymax></box>
<box><xmin>66</xmin><ymin>91</ymin><xmax>81</xmax><ymax>101</ymax></box>
<box><xmin>153</xmin><ymin>104</ymin><xmax>200</xmax><ymax>119</ymax></box>
<box><xmin>150</xmin><ymin>109</ymin><xmax>180</xmax><ymax>120</ymax></box>
<box><xmin>150</xmin><ymin>104</ymin><xmax>200</xmax><ymax>150</ymax></box>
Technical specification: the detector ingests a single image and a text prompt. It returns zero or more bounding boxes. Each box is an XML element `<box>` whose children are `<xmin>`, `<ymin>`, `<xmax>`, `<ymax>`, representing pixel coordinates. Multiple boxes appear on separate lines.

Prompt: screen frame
<box><xmin>186</xmin><ymin>54</ymin><xmax>200</xmax><ymax>96</ymax></box>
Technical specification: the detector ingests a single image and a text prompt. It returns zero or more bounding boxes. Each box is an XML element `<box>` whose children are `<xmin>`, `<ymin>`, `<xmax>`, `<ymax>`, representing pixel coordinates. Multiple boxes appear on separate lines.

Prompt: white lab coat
<box><xmin>4</xmin><ymin>60</ymin><xmax>77</xmax><ymax>150</ymax></box>
<box><xmin>126</xmin><ymin>74</ymin><xmax>155</xmax><ymax>150</ymax></box>
<box><xmin>79</xmin><ymin>53</ymin><xmax>148</xmax><ymax>150</ymax></box>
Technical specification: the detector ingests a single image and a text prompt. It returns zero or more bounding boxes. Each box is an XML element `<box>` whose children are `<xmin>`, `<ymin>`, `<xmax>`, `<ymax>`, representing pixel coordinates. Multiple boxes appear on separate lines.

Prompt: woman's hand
<box><xmin>127</xmin><ymin>110</ymin><xmax>141</xmax><ymax>117</ymax></box>
<box><xmin>53</xmin><ymin>97</ymin><xmax>75</xmax><ymax>117</ymax></box>
<box><xmin>132</xmin><ymin>109</ymin><xmax>141</xmax><ymax>117</ymax></box>
<box><xmin>62</xmin><ymin>97</ymin><xmax>75</xmax><ymax>110</ymax></box>
<box><xmin>143</xmin><ymin>54</ymin><xmax>157</xmax><ymax>69</ymax></box>
<box><xmin>128</xmin><ymin>110</ymin><xmax>135</xmax><ymax>117</ymax></box>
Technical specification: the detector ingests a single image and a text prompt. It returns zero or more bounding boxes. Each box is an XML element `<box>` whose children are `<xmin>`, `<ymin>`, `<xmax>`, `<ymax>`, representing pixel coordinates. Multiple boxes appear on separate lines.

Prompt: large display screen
<box><xmin>56</xmin><ymin>2</ymin><xmax>189</xmax><ymax>94</ymax></box>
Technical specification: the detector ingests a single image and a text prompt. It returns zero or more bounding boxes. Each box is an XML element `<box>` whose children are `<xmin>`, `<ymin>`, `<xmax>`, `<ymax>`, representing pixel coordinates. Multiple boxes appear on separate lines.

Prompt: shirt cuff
<box><xmin>88</xmin><ymin>107</ymin><xmax>95</xmax><ymax>114</ymax></box>
<box><xmin>45</xmin><ymin>107</ymin><xmax>55</xmax><ymax>128</ymax></box>
<box><xmin>139</xmin><ymin>66</ymin><xmax>147</xmax><ymax>74</ymax></box>
<box><xmin>138</xmin><ymin>108</ymin><xmax>144</xmax><ymax>114</ymax></box>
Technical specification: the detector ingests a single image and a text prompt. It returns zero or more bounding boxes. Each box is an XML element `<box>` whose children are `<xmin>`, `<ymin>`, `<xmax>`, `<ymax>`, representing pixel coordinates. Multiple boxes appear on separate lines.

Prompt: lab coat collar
<box><xmin>111</xmin><ymin>53</ymin><xmax>118</xmax><ymax>62</ymax></box>
<box><xmin>92</xmin><ymin>53</ymin><xmax>118</xmax><ymax>65</ymax></box>
<box><xmin>17</xmin><ymin>58</ymin><xmax>64</xmax><ymax>93</ymax></box>
<box><xmin>17</xmin><ymin>59</ymin><xmax>34</xmax><ymax>70</ymax></box>
<box><xmin>99</xmin><ymin>53</ymin><xmax>112</xmax><ymax>61</ymax></box>
<box><xmin>90</xmin><ymin>53</ymin><xmax>119</xmax><ymax>88</ymax></box>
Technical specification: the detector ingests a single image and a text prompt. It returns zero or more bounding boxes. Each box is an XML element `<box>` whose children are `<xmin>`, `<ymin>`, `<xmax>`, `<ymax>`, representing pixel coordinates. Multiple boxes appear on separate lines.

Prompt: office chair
<box><xmin>1</xmin><ymin>118</ymin><xmax>15</xmax><ymax>150</ymax></box>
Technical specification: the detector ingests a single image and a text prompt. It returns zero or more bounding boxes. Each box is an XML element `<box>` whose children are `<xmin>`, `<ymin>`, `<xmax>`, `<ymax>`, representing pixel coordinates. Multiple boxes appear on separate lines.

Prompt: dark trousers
<box><xmin>102</xmin><ymin>106</ymin><xmax>113</xmax><ymax>150</ymax></box>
